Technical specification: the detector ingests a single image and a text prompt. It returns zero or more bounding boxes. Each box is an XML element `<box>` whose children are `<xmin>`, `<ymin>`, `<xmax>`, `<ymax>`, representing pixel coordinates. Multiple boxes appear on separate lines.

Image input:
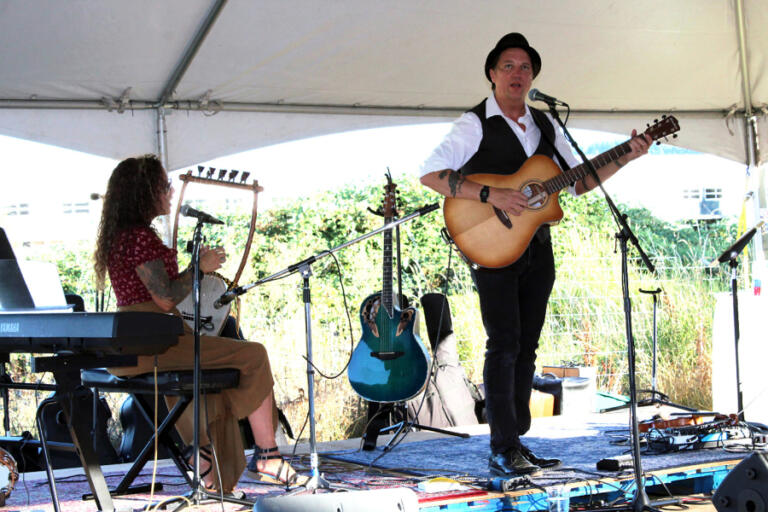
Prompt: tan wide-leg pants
<box><xmin>109</xmin><ymin>301</ymin><xmax>277</xmax><ymax>493</ymax></box>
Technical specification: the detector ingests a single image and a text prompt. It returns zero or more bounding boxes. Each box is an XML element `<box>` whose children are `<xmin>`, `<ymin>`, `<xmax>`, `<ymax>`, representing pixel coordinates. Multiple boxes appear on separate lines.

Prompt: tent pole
<box><xmin>734</xmin><ymin>0</ymin><xmax>765</xmax><ymax>275</ymax></box>
<box><xmin>157</xmin><ymin>107</ymin><xmax>173</xmax><ymax>243</ymax></box>
<box><xmin>158</xmin><ymin>0</ymin><xmax>228</xmax><ymax>106</ymax></box>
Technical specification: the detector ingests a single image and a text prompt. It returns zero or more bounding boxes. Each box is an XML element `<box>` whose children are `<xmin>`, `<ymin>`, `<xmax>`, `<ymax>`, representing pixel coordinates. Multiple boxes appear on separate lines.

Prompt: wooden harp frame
<box><xmin>171</xmin><ymin>169</ymin><xmax>263</xmax><ymax>297</ymax></box>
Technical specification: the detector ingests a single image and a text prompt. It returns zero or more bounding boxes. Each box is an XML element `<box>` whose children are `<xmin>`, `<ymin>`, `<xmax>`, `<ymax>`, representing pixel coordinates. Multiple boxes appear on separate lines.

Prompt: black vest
<box><xmin>459</xmin><ymin>99</ymin><xmax>555</xmax><ymax>176</ymax></box>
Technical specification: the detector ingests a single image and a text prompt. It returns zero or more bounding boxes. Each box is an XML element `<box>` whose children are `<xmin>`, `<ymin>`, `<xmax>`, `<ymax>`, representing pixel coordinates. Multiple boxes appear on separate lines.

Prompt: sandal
<box><xmin>245</xmin><ymin>445</ymin><xmax>306</xmax><ymax>488</ymax></box>
<box><xmin>183</xmin><ymin>445</ymin><xmax>214</xmax><ymax>485</ymax></box>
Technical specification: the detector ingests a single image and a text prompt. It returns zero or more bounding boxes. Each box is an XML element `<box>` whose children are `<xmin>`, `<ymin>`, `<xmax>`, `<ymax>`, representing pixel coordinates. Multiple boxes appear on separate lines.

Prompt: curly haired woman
<box><xmin>94</xmin><ymin>155</ymin><xmax>303</xmax><ymax>493</ymax></box>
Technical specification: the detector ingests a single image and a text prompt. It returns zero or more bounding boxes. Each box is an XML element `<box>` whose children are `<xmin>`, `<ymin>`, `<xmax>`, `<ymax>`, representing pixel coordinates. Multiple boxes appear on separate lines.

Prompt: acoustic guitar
<box><xmin>443</xmin><ymin>115</ymin><xmax>680</xmax><ymax>268</ymax></box>
<box><xmin>347</xmin><ymin>172</ymin><xmax>431</xmax><ymax>403</ymax></box>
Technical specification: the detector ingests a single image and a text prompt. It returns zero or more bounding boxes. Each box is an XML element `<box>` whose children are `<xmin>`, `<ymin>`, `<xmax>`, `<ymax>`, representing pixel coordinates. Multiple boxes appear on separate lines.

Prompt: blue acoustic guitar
<box><xmin>347</xmin><ymin>173</ymin><xmax>431</xmax><ymax>403</ymax></box>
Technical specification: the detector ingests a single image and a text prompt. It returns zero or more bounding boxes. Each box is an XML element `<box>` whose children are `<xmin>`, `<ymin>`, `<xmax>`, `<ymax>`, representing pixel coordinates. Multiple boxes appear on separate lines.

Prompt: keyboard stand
<box><xmin>33</xmin><ymin>354</ymin><xmax>137</xmax><ymax>512</ymax></box>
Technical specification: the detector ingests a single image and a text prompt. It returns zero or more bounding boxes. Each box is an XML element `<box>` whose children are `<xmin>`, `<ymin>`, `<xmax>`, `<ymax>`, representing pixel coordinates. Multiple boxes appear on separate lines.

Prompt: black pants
<box><xmin>471</xmin><ymin>233</ymin><xmax>555</xmax><ymax>456</ymax></box>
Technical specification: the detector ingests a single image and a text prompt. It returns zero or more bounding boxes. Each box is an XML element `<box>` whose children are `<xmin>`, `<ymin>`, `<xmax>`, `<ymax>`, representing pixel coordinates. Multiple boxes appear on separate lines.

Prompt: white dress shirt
<box><xmin>419</xmin><ymin>94</ymin><xmax>580</xmax><ymax>195</ymax></box>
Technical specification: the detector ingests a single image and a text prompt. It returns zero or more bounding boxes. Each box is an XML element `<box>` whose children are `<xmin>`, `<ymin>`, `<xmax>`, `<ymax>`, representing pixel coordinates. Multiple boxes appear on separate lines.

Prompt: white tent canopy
<box><xmin>0</xmin><ymin>0</ymin><xmax>766</xmax><ymax>171</ymax></box>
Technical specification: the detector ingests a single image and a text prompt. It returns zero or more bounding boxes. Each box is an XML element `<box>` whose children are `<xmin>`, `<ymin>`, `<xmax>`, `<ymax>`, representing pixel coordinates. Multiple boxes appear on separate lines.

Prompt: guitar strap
<box><xmin>529</xmin><ymin>108</ymin><xmax>579</xmax><ymax>187</ymax></box>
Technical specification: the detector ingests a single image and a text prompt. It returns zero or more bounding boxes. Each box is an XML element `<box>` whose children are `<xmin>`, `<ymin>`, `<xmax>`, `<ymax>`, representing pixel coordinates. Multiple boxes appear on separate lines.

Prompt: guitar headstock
<box><xmin>644</xmin><ymin>115</ymin><xmax>680</xmax><ymax>145</ymax></box>
<box><xmin>382</xmin><ymin>170</ymin><xmax>398</xmax><ymax>219</ymax></box>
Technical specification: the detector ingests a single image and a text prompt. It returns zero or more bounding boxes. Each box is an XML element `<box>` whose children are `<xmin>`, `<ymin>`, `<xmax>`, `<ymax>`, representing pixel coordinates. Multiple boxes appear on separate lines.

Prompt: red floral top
<box><xmin>108</xmin><ymin>226</ymin><xmax>179</xmax><ymax>307</ymax></box>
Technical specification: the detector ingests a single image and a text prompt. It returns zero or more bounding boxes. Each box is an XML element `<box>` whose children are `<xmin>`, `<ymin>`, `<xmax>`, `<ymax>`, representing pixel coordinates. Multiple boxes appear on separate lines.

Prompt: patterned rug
<box><xmin>322</xmin><ymin>414</ymin><xmax>749</xmax><ymax>487</ymax></box>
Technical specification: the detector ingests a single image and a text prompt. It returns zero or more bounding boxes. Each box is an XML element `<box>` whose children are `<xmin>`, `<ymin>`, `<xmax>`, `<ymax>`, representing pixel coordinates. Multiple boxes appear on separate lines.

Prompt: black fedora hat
<box><xmin>484</xmin><ymin>32</ymin><xmax>541</xmax><ymax>81</ymax></box>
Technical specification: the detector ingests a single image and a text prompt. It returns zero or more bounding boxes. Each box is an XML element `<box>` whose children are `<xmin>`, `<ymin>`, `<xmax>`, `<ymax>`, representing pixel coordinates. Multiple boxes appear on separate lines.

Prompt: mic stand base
<box><xmin>600</xmin><ymin>390</ymin><xmax>697</xmax><ymax>413</ymax></box>
<box><xmin>377</xmin><ymin>402</ymin><xmax>469</xmax><ymax>451</ymax></box>
<box><xmin>166</xmin><ymin>485</ymin><xmax>255</xmax><ymax>510</ymax></box>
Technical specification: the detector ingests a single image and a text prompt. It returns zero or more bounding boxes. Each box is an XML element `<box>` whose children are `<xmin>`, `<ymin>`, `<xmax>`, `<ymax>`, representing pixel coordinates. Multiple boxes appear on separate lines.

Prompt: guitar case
<box><xmin>36</xmin><ymin>388</ymin><xmax>119</xmax><ymax>469</ymax></box>
<box><xmin>118</xmin><ymin>394</ymin><xmax>175</xmax><ymax>462</ymax></box>
<box><xmin>406</xmin><ymin>293</ymin><xmax>480</xmax><ymax>428</ymax></box>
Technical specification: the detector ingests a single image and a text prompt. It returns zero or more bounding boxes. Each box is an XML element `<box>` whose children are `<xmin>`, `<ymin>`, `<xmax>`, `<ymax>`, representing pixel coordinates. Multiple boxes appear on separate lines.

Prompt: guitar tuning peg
<box><xmin>228</xmin><ymin>170</ymin><xmax>239</xmax><ymax>181</ymax></box>
<box><xmin>197</xmin><ymin>165</ymin><xmax>204</xmax><ymax>176</ymax></box>
<box><xmin>206</xmin><ymin>167</ymin><xmax>215</xmax><ymax>179</ymax></box>
<box><xmin>662</xmin><ymin>114</ymin><xmax>667</xmax><ymax>119</ymax></box>
<box><xmin>656</xmin><ymin>141</ymin><xmax>661</xmax><ymax>145</ymax></box>
<box><xmin>654</xmin><ymin>118</ymin><xmax>659</xmax><ymax>124</ymax></box>
<box><xmin>240</xmin><ymin>171</ymin><xmax>250</xmax><ymax>183</ymax></box>
<box><xmin>672</xmin><ymin>134</ymin><xmax>678</xmax><ymax>139</ymax></box>
<box><xmin>217</xmin><ymin>169</ymin><xmax>227</xmax><ymax>180</ymax></box>
<box><xmin>646</xmin><ymin>123</ymin><xmax>650</xmax><ymax>128</ymax></box>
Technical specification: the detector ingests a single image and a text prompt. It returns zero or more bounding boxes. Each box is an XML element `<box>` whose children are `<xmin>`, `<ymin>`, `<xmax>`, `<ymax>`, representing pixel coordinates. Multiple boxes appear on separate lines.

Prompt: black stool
<box><xmin>80</xmin><ymin>367</ymin><xmax>240</xmax><ymax>498</ymax></box>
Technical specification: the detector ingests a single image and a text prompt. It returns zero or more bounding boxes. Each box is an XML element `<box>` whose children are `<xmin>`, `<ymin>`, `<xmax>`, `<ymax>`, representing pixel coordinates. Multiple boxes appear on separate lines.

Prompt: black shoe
<box><xmin>489</xmin><ymin>449</ymin><xmax>542</xmax><ymax>477</ymax></box>
<box><xmin>519</xmin><ymin>444</ymin><xmax>561</xmax><ymax>469</ymax></box>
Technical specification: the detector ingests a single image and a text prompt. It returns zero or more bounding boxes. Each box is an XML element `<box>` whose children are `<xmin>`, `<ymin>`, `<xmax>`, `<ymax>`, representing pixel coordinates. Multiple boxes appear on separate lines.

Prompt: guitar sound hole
<box><xmin>371</xmin><ymin>351</ymin><xmax>405</xmax><ymax>361</ymax></box>
<box><xmin>523</xmin><ymin>182</ymin><xmax>547</xmax><ymax>209</ymax></box>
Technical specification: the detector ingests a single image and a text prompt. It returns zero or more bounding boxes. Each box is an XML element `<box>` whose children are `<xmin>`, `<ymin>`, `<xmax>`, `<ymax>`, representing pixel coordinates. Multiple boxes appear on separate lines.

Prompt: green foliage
<box><xmin>7</xmin><ymin>179</ymin><xmax>735</xmax><ymax>441</ymax></box>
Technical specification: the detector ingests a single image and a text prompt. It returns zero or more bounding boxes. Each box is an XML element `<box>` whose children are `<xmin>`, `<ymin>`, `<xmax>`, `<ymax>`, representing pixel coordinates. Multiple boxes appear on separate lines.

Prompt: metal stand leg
<box><xmin>299</xmin><ymin>265</ymin><xmax>331</xmax><ymax>491</ymax></box>
<box><xmin>36</xmin><ymin>400</ymin><xmax>62</xmax><ymax>512</ymax></box>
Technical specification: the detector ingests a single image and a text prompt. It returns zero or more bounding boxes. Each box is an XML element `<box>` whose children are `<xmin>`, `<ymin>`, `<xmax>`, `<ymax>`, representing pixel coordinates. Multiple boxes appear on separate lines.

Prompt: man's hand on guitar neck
<box><xmin>421</xmin><ymin>169</ymin><xmax>529</xmax><ymax>216</ymax></box>
<box><xmin>575</xmin><ymin>129</ymin><xmax>652</xmax><ymax>195</ymax></box>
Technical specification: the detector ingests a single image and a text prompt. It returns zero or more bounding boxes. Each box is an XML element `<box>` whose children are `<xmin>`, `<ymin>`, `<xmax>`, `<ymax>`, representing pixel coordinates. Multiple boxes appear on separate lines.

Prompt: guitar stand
<box><xmin>601</xmin><ymin>288</ymin><xmax>696</xmax><ymax>414</ymax></box>
<box><xmin>377</xmin><ymin>401</ymin><xmax>469</xmax><ymax>452</ymax></box>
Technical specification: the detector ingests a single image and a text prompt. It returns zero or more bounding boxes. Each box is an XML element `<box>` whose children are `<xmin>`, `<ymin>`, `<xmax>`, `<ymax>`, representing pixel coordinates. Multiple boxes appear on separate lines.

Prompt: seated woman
<box><xmin>93</xmin><ymin>154</ymin><xmax>302</xmax><ymax>493</ymax></box>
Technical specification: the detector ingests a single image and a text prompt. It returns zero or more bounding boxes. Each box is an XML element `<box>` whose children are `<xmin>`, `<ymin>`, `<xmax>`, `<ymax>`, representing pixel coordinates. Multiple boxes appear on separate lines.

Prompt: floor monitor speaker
<box><xmin>713</xmin><ymin>452</ymin><xmax>768</xmax><ymax>512</ymax></box>
<box><xmin>253</xmin><ymin>487</ymin><xmax>418</xmax><ymax>512</ymax></box>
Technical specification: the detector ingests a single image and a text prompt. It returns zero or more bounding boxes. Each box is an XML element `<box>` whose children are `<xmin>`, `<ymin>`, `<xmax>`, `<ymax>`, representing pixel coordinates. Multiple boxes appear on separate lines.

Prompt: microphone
<box><xmin>179</xmin><ymin>204</ymin><xmax>224</xmax><ymax>225</ymax></box>
<box><xmin>528</xmin><ymin>88</ymin><xmax>568</xmax><ymax>106</ymax></box>
<box><xmin>213</xmin><ymin>286</ymin><xmax>246</xmax><ymax>309</ymax></box>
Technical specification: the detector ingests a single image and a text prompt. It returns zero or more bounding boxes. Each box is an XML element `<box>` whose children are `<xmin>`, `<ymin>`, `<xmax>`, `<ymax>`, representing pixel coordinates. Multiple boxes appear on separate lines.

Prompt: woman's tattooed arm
<box><xmin>136</xmin><ymin>259</ymin><xmax>194</xmax><ymax>307</ymax></box>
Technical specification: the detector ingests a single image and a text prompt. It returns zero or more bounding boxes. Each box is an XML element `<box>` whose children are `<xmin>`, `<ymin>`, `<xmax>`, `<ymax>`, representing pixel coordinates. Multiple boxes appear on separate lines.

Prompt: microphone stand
<box><xmin>715</xmin><ymin>221</ymin><xmax>763</xmax><ymax>423</ymax></box>
<box><xmin>173</xmin><ymin>221</ymin><xmax>252</xmax><ymax>509</ymax></box>
<box><xmin>602</xmin><ymin>288</ymin><xmax>696</xmax><ymax>413</ymax></box>
<box><xmin>215</xmin><ymin>203</ymin><xmax>439</xmax><ymax>491</ymax></box>
<box><xmin>545</xmin><ymin>102</ymin><xmax>676</xmax><ymax>512</ymax></box>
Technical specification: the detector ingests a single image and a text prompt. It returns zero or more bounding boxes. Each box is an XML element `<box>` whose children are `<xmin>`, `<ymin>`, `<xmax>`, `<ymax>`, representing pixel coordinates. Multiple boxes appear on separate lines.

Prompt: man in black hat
<box><xmin>418</xmin><ymin>33</ymin><xmax>652</xmax><ymax>476</ymax></box>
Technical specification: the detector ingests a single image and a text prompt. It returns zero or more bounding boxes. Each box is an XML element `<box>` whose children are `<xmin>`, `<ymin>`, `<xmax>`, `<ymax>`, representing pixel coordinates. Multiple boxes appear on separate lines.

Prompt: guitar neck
<box><xmin>382</xmin><ymin>220</ymin><xmax>394</xmax><ymax>316</ymax></box>
<box><xmin>545</xmin><ymin>140</ymin><xmax>633</xmax><ymax>193</ymax></box>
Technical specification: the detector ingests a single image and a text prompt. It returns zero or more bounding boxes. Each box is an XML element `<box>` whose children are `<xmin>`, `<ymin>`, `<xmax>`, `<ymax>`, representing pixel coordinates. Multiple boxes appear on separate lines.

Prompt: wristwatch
<box><xmin>479</xmin><ymin>185</ymin><xmax>490</xmax><ymax>203</ymax></box>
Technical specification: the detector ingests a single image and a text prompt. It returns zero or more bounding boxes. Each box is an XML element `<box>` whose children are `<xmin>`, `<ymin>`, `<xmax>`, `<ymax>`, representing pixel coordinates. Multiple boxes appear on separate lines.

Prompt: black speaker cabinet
<box><xmin>713</xmin><ymin>452</ymin><xmax>768</xmax><ymax>512</ymax></box>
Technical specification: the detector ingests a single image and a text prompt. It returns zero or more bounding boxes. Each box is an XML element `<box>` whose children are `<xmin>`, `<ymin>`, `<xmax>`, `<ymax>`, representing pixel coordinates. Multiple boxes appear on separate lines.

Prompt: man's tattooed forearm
<box><xmin>438</xmin><ymin>170</ymin><xmax>465</xmax><ymax>197</ymax></box>
<box><xmin>136</xmin><ymin>259</ymin><xmax>193</xmax><ymax>304</ymax></box>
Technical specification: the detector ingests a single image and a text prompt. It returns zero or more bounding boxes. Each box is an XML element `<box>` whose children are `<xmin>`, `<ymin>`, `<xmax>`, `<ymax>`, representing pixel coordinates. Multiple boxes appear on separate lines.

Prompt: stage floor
<box><xmin>3</xmin><ymin>406</ymin><xmax>752</xmax><ymax>511</ymax></box>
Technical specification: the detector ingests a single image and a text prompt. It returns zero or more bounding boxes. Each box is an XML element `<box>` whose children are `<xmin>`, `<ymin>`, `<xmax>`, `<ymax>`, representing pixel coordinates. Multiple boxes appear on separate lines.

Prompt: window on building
<box><xmin>6</xmin><ymin>203</ymin><xmax>30</xmax><ymax>216</ymax></box>
<box><xmin>704</xmin><ymin>188</ymin><xmax>723</xmax><ymax>200</ymax></box>
<box><xmin>682</xmin><ymin>189</ymin><xmax>701</xmax><ymax>199</ymax></box>
<box><xmin>700</xmin><ymin>187</ymin><xmax>722</xmax><ymax>217</ymax></box>
<box><xmin>62</xmin><ymin>202</ymin><xmax>90</xmax><ymax>215</ymax></box>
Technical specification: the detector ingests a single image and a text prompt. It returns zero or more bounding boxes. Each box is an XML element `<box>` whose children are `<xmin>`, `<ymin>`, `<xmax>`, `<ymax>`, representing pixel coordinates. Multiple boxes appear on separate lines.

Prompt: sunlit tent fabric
<box><xmin>0</xmin><ymin>0</ymin><xmax>765</xmax><ymax>170</ymax></box>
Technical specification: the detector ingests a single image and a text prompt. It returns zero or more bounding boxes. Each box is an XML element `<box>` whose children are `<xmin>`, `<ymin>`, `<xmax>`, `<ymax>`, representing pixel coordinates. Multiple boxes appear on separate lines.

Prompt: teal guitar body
<box><xmin>348</xmin><ymin>293</ymin><xmax>431</xmax><ymax>403</ymax></box>
<box><xmin>347</xmin><ymin>171</ymin><xmax>431</xmax><ymax>403</ymax></box>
